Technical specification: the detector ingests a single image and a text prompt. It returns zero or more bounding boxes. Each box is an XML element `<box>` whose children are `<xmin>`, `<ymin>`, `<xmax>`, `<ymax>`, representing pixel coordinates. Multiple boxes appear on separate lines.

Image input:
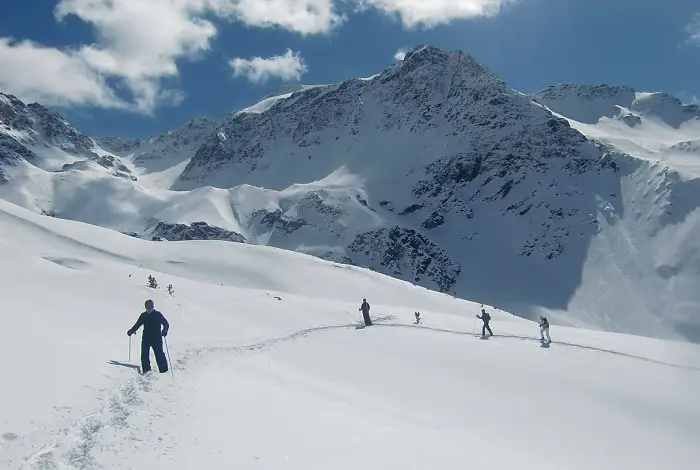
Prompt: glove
<box><xmin>162</xmin><ymin>330</ymin><xmax>168</xmax><ymax>337</ymax></box>
<box><xmin>127</xmin><ymin>329</ymin><xmax>133</xmax><ymax>336</ymax></box>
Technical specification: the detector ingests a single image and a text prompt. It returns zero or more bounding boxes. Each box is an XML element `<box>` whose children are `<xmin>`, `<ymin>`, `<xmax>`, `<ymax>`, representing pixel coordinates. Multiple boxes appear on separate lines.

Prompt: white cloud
<box><xmin>0</xmin><ymin>0</ymin><xmax>518</xmax><ymax>112</ymax></box>
<box><xmin>54</xmin><ymin>0</ymin><xmax>220</xmax><ymax>113</ymax></box>
<box><xmin>687</xmin><ymin>13</ymin><xmax>700</xmax><ymax>46</ymax></box>
<box><xmin>0</xmin><ymin>38</ymin><xmax>125</xmax><ymax>109</ymax></box>
<box><xmin>356</xmin><ymin>0</ymin><xmax>517</xmax><ymax>27</ymax></box>
<box><xmin>0</xmin><ymin>0</ymin><xmax>339</xmax><ymax>113</ymax></box>
<box><xmin>394</xmin><ymin>48</ymin><xmax>408</xmax><ymax>61</ymax></box>
<box><xmin>230</xmin><ymin>49</ymin><xmax>308</xmax><ymax>83</ymax></box>
<box><xmin>219</xmin><ymin>0</ymin><xmax>344</xmax><ymax>35</ymax></box>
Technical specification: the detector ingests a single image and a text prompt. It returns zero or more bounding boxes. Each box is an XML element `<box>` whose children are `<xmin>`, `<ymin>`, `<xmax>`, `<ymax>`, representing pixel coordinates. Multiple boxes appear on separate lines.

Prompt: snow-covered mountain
<box><xmin>1</xmin><ymin>46</ymin><xmax>699</xmax><ymax>343</ymax></box>
<box><xmin>1</xmin><ymin>92</ymin><xmax>106</xmax><ymax>179</ymax></box>
<box><xmin>166</xmin><ymin>46</ymin><xmax>642</xmax><ymax>336</ymax></box>
<box><xmin>2</xmin><ymin>197</ymin><xmax>698</xmax><ymax>469</ymax></box>
<box><xmin>531</xmin><ymin>84</ymin><xmax>700</xmax><ymax>176</ymax></box>
<box><xmin>94</xmin><ymin>117</ymin><xmax>219</xmax><ymax>189</ymax></box>
<box><xmin>532</xmin><ymin>84</ymin><xmax>700</xmax><ymax>128</ymax></box>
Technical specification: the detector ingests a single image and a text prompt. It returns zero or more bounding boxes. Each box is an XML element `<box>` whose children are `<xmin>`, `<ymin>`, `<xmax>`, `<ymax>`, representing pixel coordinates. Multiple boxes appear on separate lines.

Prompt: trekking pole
<box><xmin>164</xmin><ymin>337</ymin><xmax>174</xmax><ymax>377</ymax></box>
<box><xmin>472</xmin><ymin>317</ymin><xmax>477</xmax><ymax>336</ymax></box>
<box><xmin>128</xmin><ymin>335</ymin><xmax>132</xmax><ymax>362</ymax></box>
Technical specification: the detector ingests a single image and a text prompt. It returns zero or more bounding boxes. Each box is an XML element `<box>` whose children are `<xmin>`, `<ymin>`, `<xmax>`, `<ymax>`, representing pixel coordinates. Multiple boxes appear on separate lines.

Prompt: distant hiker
<box><xmin>359</xmin><ymin>298</ymin><xmax>372</xmax><ymax>326</ymax></box>
<box><xmin>127</xmin><ymin>299</ymin><xmax>170</xmax><ymax>374</ymax></box>
<box><xmin>477</xmin><ymin>309</ymin><xmax>493</xmax><ymax>337</ymax></box>
<box><xmin>415</xmin><ymin>311</ymin><xmax>421</xmax><ymax>324</ymax></box>
<box><xmin>539</xmin><ymin>316</ymin><xmax>551</xmax><ymax>343</ymax></box>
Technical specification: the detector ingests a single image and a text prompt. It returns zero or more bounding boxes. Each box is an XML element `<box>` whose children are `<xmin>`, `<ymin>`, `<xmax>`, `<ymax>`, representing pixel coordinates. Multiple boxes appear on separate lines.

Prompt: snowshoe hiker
<box><xmin>477</xmin><ymin>309</ymin><xmax>493</xmax><ymax>337</ymax></box>
<box><xmin>127</xmin><ymin>299</ymin><xmax>170</xmax><ymax>374</ymax></box>
<box><xmin>359</xmin><ymin>299</ymin><xmax>372</xmax><ymax>326</ymax></box>
<box><xmin>539</xmin><ymin>316</ymin><xmax>551</xmax><ymax>343</ymax></box>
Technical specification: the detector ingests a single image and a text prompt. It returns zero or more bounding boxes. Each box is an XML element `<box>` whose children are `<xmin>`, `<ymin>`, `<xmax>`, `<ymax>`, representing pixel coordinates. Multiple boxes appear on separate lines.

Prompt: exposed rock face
<box><xmin>150</xmin><ymin>221</ymin><xmax>246</xmax><ymax>243</ymax></box>
<box><xmin>61</xmin><ymin>154</ymin><xmax>137</xmax><ymax>180</ymax></box>
<box><xmin>93</xmin><ymin>136</ymin><xmax>142</xmax><ymax>155</ymax></box>
<box><xmin>0</xmin><ymin>93</ymin><xmax>95</xmax><ymax>156</ymax></box>
<box><xmin>95</xmin><ymin>118</ymin><xmax>218</xmax><ymax>176</ymax></box>
<box><xmin>0</xmin><ymin>92</ymin><xmax>105</xmax><ymax>183</ymax></box>
<box><xmin>348</xmin><ymin>226</ymin><xmax>461</xmax><ymax>292</ymax></box>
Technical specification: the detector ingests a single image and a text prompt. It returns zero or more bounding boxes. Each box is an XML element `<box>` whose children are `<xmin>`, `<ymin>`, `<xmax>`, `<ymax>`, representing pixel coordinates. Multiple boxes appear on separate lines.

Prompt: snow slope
<box><xmin>528</xmin><ymin>85</ymin><xmax>700</xmax><ymax>340</ymax></box>
<box><xmin>94</xmin><ymin>117</ymin><xmax>218</xmax><ymax>189</ymax></box>
<box><xmin>0</xmin><ymin>198</ymin><xmax>698</xmax><ymax>469</ymax></box>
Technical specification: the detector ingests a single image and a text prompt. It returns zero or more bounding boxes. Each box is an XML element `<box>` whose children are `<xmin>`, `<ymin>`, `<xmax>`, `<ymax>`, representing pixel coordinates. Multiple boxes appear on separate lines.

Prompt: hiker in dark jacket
<box><xmin>359</xmin><ymin>298</ymin><xmax>372</xmax><ymax>326</ymax></box>
<box><xmin>539</xmin><ymin>316</ymin><xmax>551</xmax><ymax>343</ymax></box>
<box><xmin>477</xmin><ymin>308</ymin><xmax>493</xmax><ymax>337</ymax></box>
<box><xmin>127</xmin><ymin>299</ymin><xmax>170</xmax><ymax>373</ymax></box>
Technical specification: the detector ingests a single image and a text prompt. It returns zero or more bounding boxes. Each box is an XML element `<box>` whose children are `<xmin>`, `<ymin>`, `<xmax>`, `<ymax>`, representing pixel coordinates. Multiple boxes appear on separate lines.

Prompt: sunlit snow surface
<box><xmin>0</xmin><ymin>199</ymin><xmax>698</xmax><ymax>469</ymax></box>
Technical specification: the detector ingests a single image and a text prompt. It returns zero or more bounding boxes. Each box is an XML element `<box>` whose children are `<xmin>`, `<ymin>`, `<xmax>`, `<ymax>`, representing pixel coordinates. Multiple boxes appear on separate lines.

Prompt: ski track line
<box><xmin>11</xmin><ymin>314</ymin><xmax>697</xmax><ymax>469</ymax></box>
<box><xmin>374</xmin><ymin>323</ymin><xmax>700</xmax><ymax>371</ymax></box>
<box><xmin>13</xmin><ymin>315</ymin><xmax>396</xmax><ymax>470</ymax></box>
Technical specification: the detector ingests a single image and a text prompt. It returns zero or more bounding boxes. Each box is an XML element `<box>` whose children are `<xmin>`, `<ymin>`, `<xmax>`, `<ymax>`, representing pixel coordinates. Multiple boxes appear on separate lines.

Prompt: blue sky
<box><xmin>0</xmin><ymin>0</ymin><xmax>698</xmax><ymax>139</ymax></box>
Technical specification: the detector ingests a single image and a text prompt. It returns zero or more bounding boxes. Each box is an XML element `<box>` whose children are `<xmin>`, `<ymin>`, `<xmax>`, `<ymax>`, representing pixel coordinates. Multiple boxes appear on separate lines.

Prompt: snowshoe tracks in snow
<box><xmin>374</xmin><ymin>323</ymin><xmax>699</xmax><ymax>371</ymax></box>
<box><xmin>12</xmin><ymin>313</ymin><xmax>696</xmax><ymax>469</ymax></box>
<box><xmin>13</xmin><ymin>316</ymin><xmax>395</xmax><ymax>469</ymax></box>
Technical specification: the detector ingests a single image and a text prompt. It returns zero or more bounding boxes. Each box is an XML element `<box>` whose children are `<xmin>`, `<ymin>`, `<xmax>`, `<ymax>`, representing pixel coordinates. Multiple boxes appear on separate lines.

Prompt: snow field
<box><xmin>0</xmin><ymin>198</ymin><xmax>699</xmax><ymax>469</ymax></box>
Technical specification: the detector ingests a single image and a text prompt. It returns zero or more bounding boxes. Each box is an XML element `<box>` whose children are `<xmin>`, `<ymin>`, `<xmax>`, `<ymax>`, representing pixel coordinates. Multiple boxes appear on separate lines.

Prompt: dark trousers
<box><xmin>141</xmin><ymin>336</ymin><xmax>168</xmax><ymax>373</ymax></box>
<box><xmin>482</xmin><ymin>323</ymin><xmax>493</xmax><ymax>336</ymax></box>
<box><xmin>362</xmin><ymin>310</ymin><xmax>373</xmax><ymax>326</ymax></box>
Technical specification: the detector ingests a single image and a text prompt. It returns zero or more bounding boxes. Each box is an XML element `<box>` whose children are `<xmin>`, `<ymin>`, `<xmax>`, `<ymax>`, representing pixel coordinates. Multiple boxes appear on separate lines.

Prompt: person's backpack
<box><xmin>483</xmin><ymin>312</ymin><xmax>491</xmax><ymax>322</ymax></box>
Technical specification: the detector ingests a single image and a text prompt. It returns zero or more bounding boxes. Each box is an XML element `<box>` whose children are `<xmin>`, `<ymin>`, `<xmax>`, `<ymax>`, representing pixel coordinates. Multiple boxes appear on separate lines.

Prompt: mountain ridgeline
<box><xmin>1</xmin><ymin>45</ymin><xmax>699</xmax><ymax>342</ymax></box>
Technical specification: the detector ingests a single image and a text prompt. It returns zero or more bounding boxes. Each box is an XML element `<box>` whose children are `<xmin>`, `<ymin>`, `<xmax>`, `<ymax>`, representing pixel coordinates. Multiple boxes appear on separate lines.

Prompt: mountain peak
<box><xmin>395</xmin><ymin>45</ymin><xmax>491</xmax><ymax>86</ymax></box>
<box><xmin>0</xmin><ymin>92</ymin><xmax>25</xmax><ymax>108</ymax></box>
<box><xmin>0</xmin><ymin>91</ymin><xmax>95</xmax><ymax>156</ymax></box>
<box><xmin>402</xmin><ymin>45</ymin><xmax>448</xmax><ymax>62</ymax></box>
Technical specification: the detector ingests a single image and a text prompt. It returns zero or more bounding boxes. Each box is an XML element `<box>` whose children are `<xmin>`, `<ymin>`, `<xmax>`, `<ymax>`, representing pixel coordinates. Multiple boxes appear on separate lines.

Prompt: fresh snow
<box><xmin>136</xmin><ymin>158</ymin><xmax>191</xmax><ymax>190</ymax></box>
<box><xmin>532</xmin><ymin>85</ymin><xmax>700</xmax><ymax>178</ymax></box>
<box><xmin>0</xmin><ymin>198</ymin><xmax>698</xmax><ymax>469</ymax></box>
<box><xmin>238</xmin><ymin>85</ymin><xmax>325</xmax><ymax>115</ymax></box>
<box><xmin>567</xmin><ymin>115</ymin><xmax>700</xmax><ymax>178</ymax></box>
<box><xmin>235</xmin><ymin>92</ymin><xmax>296</xmax><ymax>115</ymax></box>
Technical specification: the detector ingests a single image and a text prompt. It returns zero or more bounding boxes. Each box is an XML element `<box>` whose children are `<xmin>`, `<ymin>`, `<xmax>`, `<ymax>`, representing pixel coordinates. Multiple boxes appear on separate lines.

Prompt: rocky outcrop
<box><xmin>0</xmin><ymin>93</ymin><xmax>95</xmax><ymax>155</ymax></box>
<box><xmin>348</xmin><ymin>226</ymin><xmax>461</xmax><ymax>293</ymax></box>
<box><xmin>150</xmin><ymin>221</ymin><xmax>246</xmax><ymax>243</ymax></box>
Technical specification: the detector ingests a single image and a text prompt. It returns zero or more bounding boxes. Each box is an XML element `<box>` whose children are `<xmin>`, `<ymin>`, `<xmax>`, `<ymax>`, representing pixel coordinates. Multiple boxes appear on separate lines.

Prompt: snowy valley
<box><xmin>2</xmin><ymin>46</ymin><xmax>700</xmax><ymax>344</ymax></box>
<box><xmin>1</xmin><ymin>44</ymin><xmax>700</xmax><ymax>469</ymax></box>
